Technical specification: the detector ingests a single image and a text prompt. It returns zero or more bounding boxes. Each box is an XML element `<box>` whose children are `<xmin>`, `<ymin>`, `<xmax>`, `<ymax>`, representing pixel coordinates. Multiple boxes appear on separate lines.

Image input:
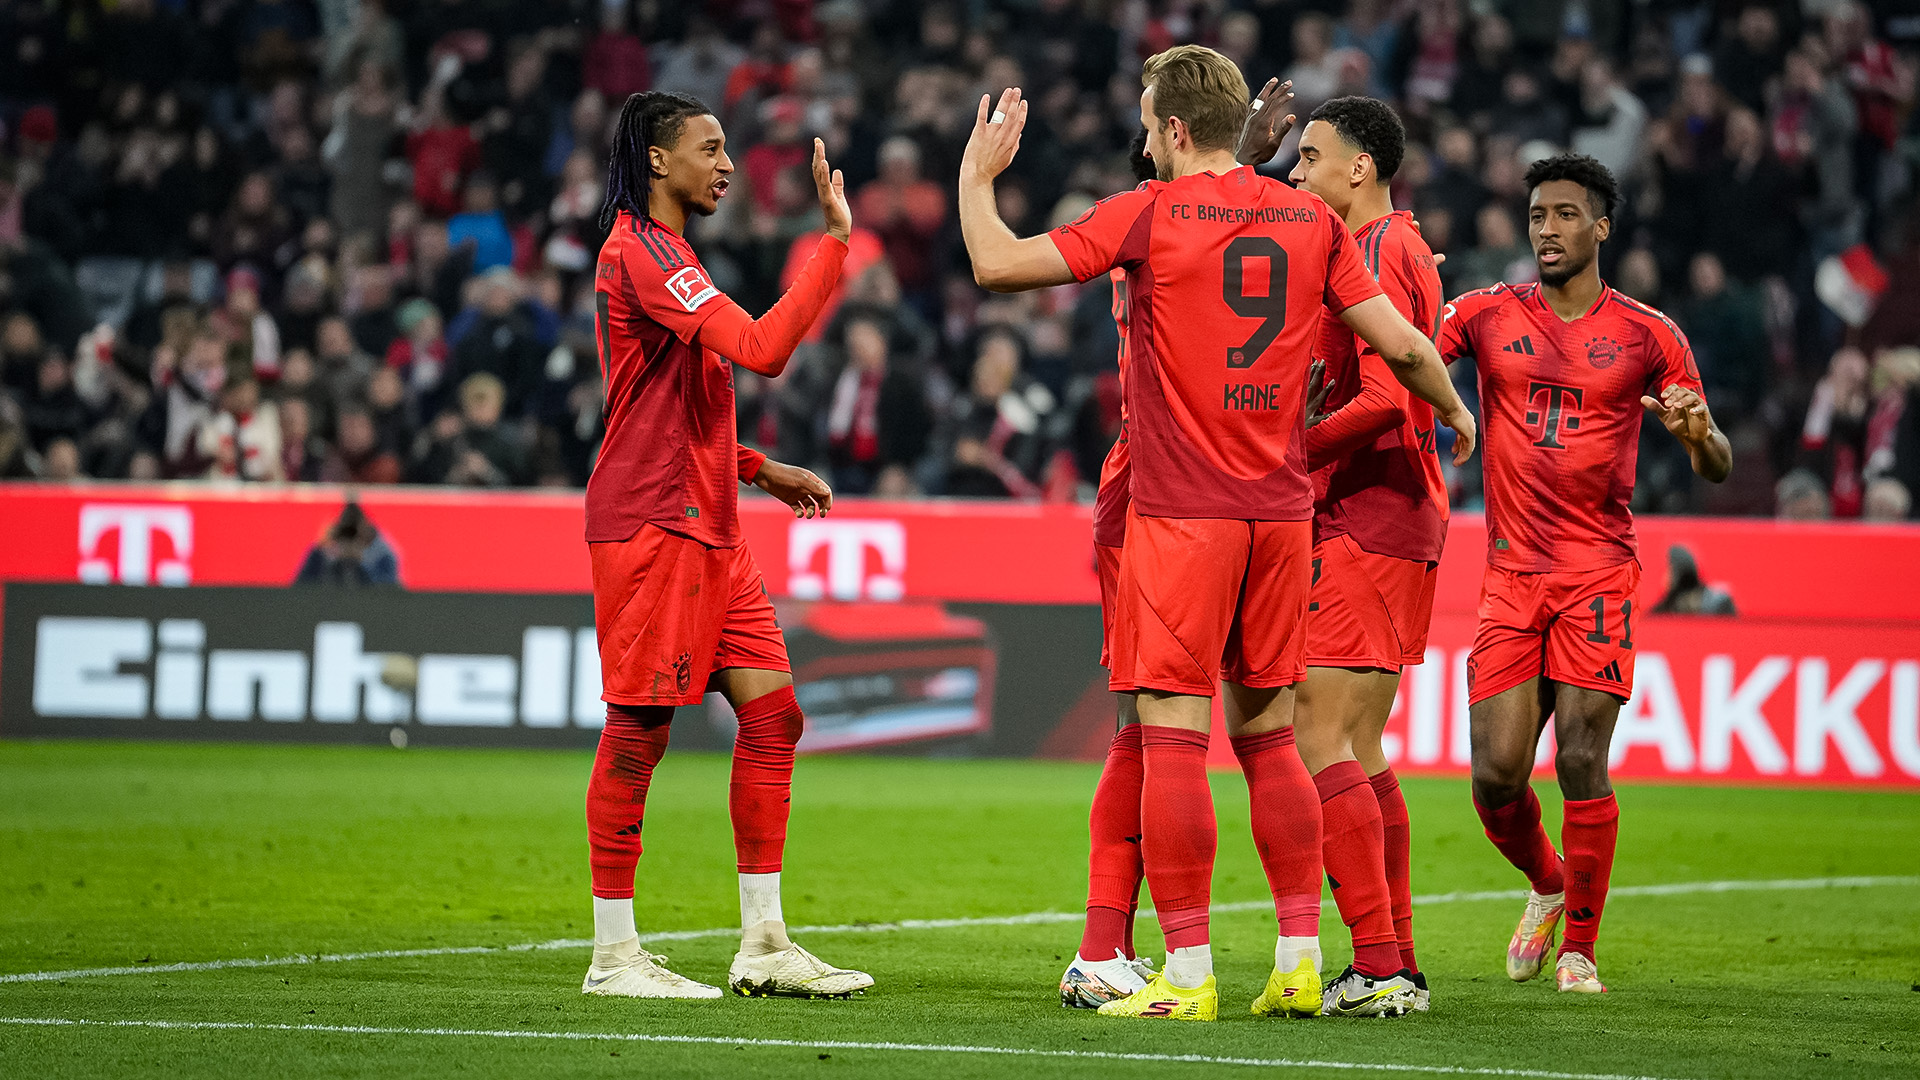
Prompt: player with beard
<box><xmin>1437</xmin><ymin>154</ymin><xmax>1730</xmax><ymax>994</ymax></box>
<box><xmin>966</xmin><ymin>48</ymin><xmax>1475</xmax><ymax>1022</ymax></box>
<box><xmin>579</xmin><ymin>90</ymin><xmax>872</xmax><ymax>1000</ymax></box>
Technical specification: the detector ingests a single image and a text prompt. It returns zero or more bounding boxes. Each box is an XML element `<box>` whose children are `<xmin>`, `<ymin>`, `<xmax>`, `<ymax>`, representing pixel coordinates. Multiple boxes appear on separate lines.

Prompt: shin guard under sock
<box><xmin>1140</xmin><ymin>726</ymin><xmax>1215</xmax><ymax>951</ymax></box>
<box><xmin>1314</xmin><ymin>761</ymin><xmax>1399</xmax><ymax>978</ymax></box>
<box><xmin>587</xmin><ymin>705</ymin><xmax>672</xmax><ymax>899</ymax></box>
<box><xmin>1081</xmin><ymin>724</ymin><xmax>1145</xmax><ymax>960</ymax></box>
<box><xmin>1231</xmin><ymin>727</ymin><xmax>1323</xmax><ymax>938</ymax></box>
<box><xmin>729</xmin><ymin>686</ymin><xmax>805</xmax><ymax>875</ymax></box>
<box><xmin>1559</xmin><ymin>794</ymin><xmax>1619</xmax><ymax>962</ymax></box>
<box><xmin>1369</xmin><ymin>768</ymin><xmax>1417</xmax><ymax>973</ymax></box>
<box><xmin>1473</xmin><ymin>787</ymin><xmax>1565</xmax><ymax>896</ymax></box>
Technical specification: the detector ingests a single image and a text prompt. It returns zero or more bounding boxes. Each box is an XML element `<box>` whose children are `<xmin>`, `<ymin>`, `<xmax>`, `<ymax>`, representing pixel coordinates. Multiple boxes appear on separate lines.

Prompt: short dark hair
<box><xmin>1524</xmin><ymin>152</ymin><xmax>1617</xmax><ymax>219</ymax></box>
<box><xmin>599</xmin><ymin>91</ymin><xmax>714</xmax><ymax>229</ymax></box>
<box><xmin>1127</xmin><ymin>126</ymin><xmax>1155</xmax><ymax>183</ymax></box>
<box><xmin>1307</xmin><ymin>96</ymin><xmax>1406</xmax><ymax>183</ymax></box>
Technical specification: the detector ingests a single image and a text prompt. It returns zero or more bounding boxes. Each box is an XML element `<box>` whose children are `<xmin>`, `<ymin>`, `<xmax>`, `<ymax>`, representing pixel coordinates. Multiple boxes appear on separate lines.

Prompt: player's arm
<box><xmin>740</xmin><ymin>448</ymin><xmax>833</xmax><ymax>518</ymax></box>
<box><xmin>1641</xmin><ymin>320</ymin><xmax>1730</xmax><ymax>482</ymax></box>
<box><xmin>1306</xmin><ymin>347</ymin><xmax>1407</xmax><ymax>471</ymax></box>
<box><xmin>1644</xmin><ymin>385</ymin><xmax>1731</xmax><ymax>482</ymax></box>
<box><xmin>1338</xmin><ymin>295</ymin><xmax>1475</xmax><ymax>464</ymax></box>
<box><xmin>696</xmin><ymin>140</ymin><xmax>851</xmax><ymax>377</ymax></box>
<box><xmin>959</xmin><ymin>88</ymin><xmax>1076</xmax><ymax>292</ymax></box>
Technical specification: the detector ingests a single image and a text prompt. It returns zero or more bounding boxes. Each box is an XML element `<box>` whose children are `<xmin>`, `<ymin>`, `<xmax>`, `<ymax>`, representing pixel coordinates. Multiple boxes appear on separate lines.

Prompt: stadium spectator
<box><xmin>824</xmin><ymin>307</ymin><xmax>932</xmax><ymax>495</ymax></box>
<box><xmin>196</xmin><ymin>372</ymin><xmax>283</xmax><ymax>482</ymax></box>
<box><xmin>1863</xmin><ymin>476</ymin><xmax>1913</xmax><ymax>522</ymax></box>
<box><xmin>1651</xmin><ymin>545</ymin><xmax>1736</xmax><ymax>615</ymax></box>
<box><xmin>321</xmin><ymin>403</ymin><xmax>403</xmax><ymax>486</ymax></box>
<box><xmin>1677</xmin><ymin>253</ymin><xmax>1769</xmax><ymax>419</ymax></box>
<box><xmin>409</xmin><ymin>371</ymin><xmax>528</xmax><ymax>487</ymax></box>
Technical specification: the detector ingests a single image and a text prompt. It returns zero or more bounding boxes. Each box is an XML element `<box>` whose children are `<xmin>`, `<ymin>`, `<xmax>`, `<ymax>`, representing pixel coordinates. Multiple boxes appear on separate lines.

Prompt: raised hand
<box><xmin>961</xmin><ymin>88</ymin><xmax>1029</xmax><ymax>184</ymax></box>
<box><xmin>1641</xmin><ymin>384</ymin><xmax>1713</xmax><ymax>446</ymax></box>
<box><xmin>754</xmin><ymin>459</ymin><xmax>834</xmax><ymax>518</ymax></box>
<box><xmin>812</xmin><ymin>137</ymin><xmax>851</xmax><ymax>242</ymax></box>
<box><xmin>1235</xmin><ymin>78</ymin><xmax>1296</xmax><ymax>167</ymax></box>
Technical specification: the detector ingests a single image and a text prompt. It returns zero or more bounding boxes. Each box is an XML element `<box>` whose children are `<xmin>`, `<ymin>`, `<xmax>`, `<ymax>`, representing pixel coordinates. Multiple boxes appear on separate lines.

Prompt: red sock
<box><xmin>729</xmin><ymin>686</ymin><xmax>805</xmax><ymax>874</ymax></box>
<box><xmin>1369</xmin><ymin>768</ymin><xmax>1417</xmax><ymax>973</ymax></box>
<box><xmin>1473</xmin><ymin>787</ymin><xmax>1565</xmax><ymax>896</ymax></box>
<box><xmin>1559</xmin><ymin>794</ymin><xmax>1619</xmax><ymax>962</ymax></box>
<box><xmin>1231</xmin><ymin>727</ymin><xmax>1323</xmax><ymax>937</ymax></box>
<box><xmin>1314</xmin><ymin>761</ymin><xmax>1399</xmax><ymax>977</ymax></box>
<box><xmin>1081</xmin><ymin>724</ymin><xmax>1145</xmax><ymax>960</ymax></box>
<box><xmin>1140</xmin><ymin>726</ymin><xmax>1215</xmax><ymax>951</ymax></box>
<box><xmin>587</xmin><ymin>705</ymin><xmax>673</xmax><ymax>898</ymax></box>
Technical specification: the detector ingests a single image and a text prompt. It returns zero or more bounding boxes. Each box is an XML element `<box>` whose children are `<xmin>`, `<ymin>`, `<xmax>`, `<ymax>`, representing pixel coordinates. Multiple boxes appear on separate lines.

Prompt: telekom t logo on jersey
<box><xmin>78</xmin><ymin>504</ymin><xmax>193</xmax><ymax>585</ymax></box>
<box><xmin>1524</xmin><ymin>381</ymin><xmax>1584</xmax><ymax>450</ymax></box>
<box><xmin>787</xmin><ymin>520</ymin><xmax>906</xmax><ymax>601</ymax></box>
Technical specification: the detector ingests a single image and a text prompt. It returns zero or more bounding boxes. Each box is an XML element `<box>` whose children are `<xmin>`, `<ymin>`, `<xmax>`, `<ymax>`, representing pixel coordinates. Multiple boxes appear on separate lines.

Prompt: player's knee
<box><xmin>1553</xmin><ymin>741</ymin><xmax>1609</xmax><ymax>785</ymax></box>
<box><xmin>1470</xmin><ymin>759</ymin><xmax>1529</xmax><ymax>806</ymax></box>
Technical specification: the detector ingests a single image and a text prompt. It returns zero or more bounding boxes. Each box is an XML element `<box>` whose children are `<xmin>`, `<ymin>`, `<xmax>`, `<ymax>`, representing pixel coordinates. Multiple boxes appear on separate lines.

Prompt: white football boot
<box><xmin>1555</xmin><ymin>951</ymin><xmax>1607</xmax><ymax>993</ymax></box>
<box><xmin>729</xmin><ymin>941</ymin><xmax>873</xmax><ymax>998</ymax></box>
<box><xmin>1060</xmin><ymin>950</ymin><xmax>1151</xmax><ymax>1008</ymax></box>
<box><xmin>581</xmin><ymin>938</ymin><xmax>721</xmax><ymax>999</ymax></box>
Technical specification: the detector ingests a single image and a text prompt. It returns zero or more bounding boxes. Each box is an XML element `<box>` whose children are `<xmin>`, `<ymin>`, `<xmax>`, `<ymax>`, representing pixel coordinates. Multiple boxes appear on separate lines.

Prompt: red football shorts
<box><xmin>1304</xmin><ymin>534</ymin><xmax>1438</xmax><ymax>673</ymax></box>
<box><xmin>589</xmin><ymin>523</ymin><xmax>790</xmax><ymax>708</ymax></box>
<box><xmin>1467</xmin><ymin>560</ymin><xmax>1641</xmax><ymax>705</ymax></box>
<box><xmin>1096</xmin><ymin>541</ymin><xmax>1124</xmax><ymax>674</ymax></box>
<box><xmin>1108</xmin><ymin>510</ymin><xmax>1312</xmax><ymax>696</ymax></box>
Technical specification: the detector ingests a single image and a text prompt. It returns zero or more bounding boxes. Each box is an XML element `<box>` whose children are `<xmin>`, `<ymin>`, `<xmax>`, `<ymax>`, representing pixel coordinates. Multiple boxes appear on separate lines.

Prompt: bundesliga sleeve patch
<box><xmin>664</xmin><ymin>266</ymin><xmax>721</xmax><ymax>313</ymax></box>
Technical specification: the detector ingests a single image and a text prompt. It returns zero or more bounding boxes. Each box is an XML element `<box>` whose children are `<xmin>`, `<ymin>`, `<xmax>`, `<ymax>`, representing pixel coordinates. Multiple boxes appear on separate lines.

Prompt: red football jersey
<box><xmin>1092</xmin><ymin>266</ymin><xmax>1132</xmax><ymax>547</ymax></box>
<box><xmin>1437</xmin><ymin>282</ymin><xmax>1705</xmax><ymax>573</ymax></box>
<box><xmin>588</xmin><ymin>211</ymin><xmax>742</xmax><ymax>547</ymax></box>
<box><xmin>1310</xmin><ymin>210</ymin><xmax>1449</xmax><ymax>563</ymax></box>
<box><xmin>1050</xmin><ymin>167</ymin><xmax>1383</xmax><ymax>520</ymax></box>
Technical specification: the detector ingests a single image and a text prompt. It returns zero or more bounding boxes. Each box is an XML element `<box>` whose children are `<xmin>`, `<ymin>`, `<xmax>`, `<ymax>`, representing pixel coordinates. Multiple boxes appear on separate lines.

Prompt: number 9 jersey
<box><xmin>1049</xmin><ymin>167</ymin><xmax>1382</xmax><ymax>521</ymax></box>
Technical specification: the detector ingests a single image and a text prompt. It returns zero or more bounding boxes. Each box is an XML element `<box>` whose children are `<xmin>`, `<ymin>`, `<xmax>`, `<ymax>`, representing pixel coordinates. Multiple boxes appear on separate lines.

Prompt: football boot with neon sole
<box><xmin>1095</xmin><ymin>971</ymin><xmax>1218</xmax><ymax>1021</ymax></box>
<box><xmin>1507</xmin><ymin>890</ymin><xmax>1565</xmax><ymax>982</ymax></box>
<box><xmin>1555</xmin><ymin>951</ymin><xmax>1607</xmax><ymax>993</ymax></box>
<box><xmin>1320</xmin><ymin>966</ymin><xmax>1418</xmax><ymax>1017</ymax></box>
<box><xmin>581</xmin><ymin>939</ymin><xmax>721</xmax><ymax>999</ymax></box>
<box><xmin>1060</xmin><ymin>950</ymin><xmax>1150</xmax><ymax>1009</ymax></box>
<box><xmin>1250</xmin><ymin>956</ymin><xmax>1322</xmax><ymax>1017</ymax></box>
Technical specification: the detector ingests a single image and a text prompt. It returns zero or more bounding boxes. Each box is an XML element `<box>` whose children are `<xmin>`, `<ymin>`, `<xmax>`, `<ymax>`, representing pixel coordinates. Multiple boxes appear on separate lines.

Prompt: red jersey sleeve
<box><xmin>736</xmin><ymin>445</ymin><xmax>767</xmax><ymax>484</ymax></box>
<box><xmin>1642</xmin><ymin>309</ymin><xmax>1705</xmax><ymax>397</ymax></box>
<box><xmin>1049</xmin><ymin>187</ymin><xmax>1156</xmax><ymax>283</ymax></box>
<box><xmin>1321</xmin><ymin>211</ymin><xmax>1384</xmax><ymax>313</ymax></box>
<box><xmin>619</xmin><ymin>227</ymin><xmax>730</xmax><ymax>345</ymax></box>
<box><xmin>1436</xmin><ymin>288</ymin><xmax>1494</xmax><ymax>365</ymax></box>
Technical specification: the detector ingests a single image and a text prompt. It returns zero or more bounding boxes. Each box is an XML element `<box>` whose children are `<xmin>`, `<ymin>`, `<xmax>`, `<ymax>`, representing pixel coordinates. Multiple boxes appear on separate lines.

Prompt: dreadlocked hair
<box><xmin>599</xmin><ymin>91</ymin><xmax>713</xmax><ymax>230</ymax></box>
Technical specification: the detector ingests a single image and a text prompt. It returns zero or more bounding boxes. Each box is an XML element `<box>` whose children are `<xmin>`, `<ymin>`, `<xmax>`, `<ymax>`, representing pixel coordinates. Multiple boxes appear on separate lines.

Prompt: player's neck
<box><xmin>646</xmin><ymin>191</ymin><xmax>690</xmax><ymax>236</ymax></box>
<box><xmin>1169</xmin><ymin>148</ymin><xmax>1242</xmax><ymax>180</ymax></box>
<box><xmin>1342</xmin><ymin>187</ymin><xmax>1395</xmax><ymax>234</ymax></box>
<box><xmin>1540</xmin><ymin>266</ymin><xmax>1605</xmax><ymax>323</ymax></box>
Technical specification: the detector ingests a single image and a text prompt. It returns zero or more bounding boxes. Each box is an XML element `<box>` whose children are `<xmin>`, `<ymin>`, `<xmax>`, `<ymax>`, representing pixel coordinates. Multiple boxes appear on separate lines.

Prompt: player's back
<box><xmin>589</xmin><ymin>210</ymin><xmax>740</xmax><ymax>548</ymax></box>
<box><xmin>1439</xmin><ymin>282</ymin><xmax>1703</xmax><ymax>573</ymax></box>
<box><xmin>1312</xmin><ymin>210</ymin><xmax>1449</xmax><ymax>563</ymax></box>
<box><xmin>1054</xmin><ymin>166</ymin><xmax>1381</xmax><ymax>522</ymax></box>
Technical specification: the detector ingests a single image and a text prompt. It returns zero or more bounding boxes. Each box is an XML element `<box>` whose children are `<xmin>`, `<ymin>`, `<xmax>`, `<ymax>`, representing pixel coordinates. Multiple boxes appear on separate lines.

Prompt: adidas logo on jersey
<box><xmin>1593</xmin><ymin>660</ymin><xmax>1624</xmax><ymax>682</ymax></box>
<box><xmin>1502</xmin><ymin>335</ymin><xmax>1537</xmax><ymax>355</ymax></box>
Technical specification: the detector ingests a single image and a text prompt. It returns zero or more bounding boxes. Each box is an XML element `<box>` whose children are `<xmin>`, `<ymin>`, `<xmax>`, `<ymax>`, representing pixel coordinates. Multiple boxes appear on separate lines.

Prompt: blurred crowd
<box><xmin>0</xmin><ymin>0</ymin><xmax>1917</xmax><ymax>519</ymax></box>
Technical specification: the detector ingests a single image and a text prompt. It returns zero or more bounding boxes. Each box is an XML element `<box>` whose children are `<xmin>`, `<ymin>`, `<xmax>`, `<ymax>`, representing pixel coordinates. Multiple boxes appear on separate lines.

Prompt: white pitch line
<box><xmin>0</xmin><ymin>1016</ymin><xmax>1696</xmax><ymax>1080</ymax></box>
<box><xmin>2</xmin><ymin>875</ymin><xmax>1911</xmax><ymax>986</ymax></box>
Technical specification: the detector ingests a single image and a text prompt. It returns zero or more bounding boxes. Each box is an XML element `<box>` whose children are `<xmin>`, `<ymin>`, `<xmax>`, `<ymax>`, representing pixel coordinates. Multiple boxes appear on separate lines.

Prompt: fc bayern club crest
<box><xmin>1586</xmin><ymin>335</ymin><xmax>1622</xmax><ymax>370</ymax></box>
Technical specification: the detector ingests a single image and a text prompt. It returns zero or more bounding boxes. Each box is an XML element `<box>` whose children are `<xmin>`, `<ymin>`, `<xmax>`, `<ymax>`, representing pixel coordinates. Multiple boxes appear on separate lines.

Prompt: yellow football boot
<box><xmin>1095</xmin><ymin>971</ymin><xmax>1218</xmax><ymax>1021</ymax></box>
<box><xmin>1250</xmin><ymin>955</ymin><xmax>1322</xmax><ymax>1017</ymax></box>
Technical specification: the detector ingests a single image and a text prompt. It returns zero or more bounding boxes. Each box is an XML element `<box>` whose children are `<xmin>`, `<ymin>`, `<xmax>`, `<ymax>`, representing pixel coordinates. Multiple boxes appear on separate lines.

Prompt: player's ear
<box><xmin>1594</xmin><ymin>215</ymin><xmax>1611</xmax><ymax>244</ymax></box>
<box><xmin>647</xmin><ymin>144</ymin><xmax>670</xmax><ymax>180</ymax></box>
<box><xmin>1353</xmin><ymin>152</ymin><xmax>1372</xmax><ymax>189</ymax></box>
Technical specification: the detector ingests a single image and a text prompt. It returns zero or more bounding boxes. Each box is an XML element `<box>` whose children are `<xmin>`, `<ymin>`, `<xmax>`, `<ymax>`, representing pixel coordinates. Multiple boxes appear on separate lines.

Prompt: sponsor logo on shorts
<box><xmin>673</xmin><ymin>652</ymin><xmax>692</xmax><ymax>695</ymax></box>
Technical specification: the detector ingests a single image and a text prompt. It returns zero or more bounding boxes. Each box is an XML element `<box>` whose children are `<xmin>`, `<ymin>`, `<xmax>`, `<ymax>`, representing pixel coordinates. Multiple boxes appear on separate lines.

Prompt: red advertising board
<box><xmin>3</xmin><ymin>483</ymin><xmax>1918</xmax><ymax>787</ymax></box>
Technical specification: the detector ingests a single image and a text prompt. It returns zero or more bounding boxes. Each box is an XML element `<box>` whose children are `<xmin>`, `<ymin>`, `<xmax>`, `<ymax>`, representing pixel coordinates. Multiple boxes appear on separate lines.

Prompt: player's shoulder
<box><xmin>1443</xmin><ymin>281</ymin><xmax>1522</xmax><ymax>319</ymax></box>
<box><xmin>1602</xmin><ymin>286</ymin><xmax>1689</xmax><ymax>344</ymax></box>
<box><xmin>624</xmin><ymin>216</ymin><xmax>700</xmax><ymax>274</ymax></box>
<box><xmin>1056</xmin><ymin>183</ymin><xmax>1156</xmax><ymax>232</ymax></box>
<box><xmin>1376</xmin><ymin>211</ymin><xmax>1434</xmax><ymax>256</ymax></box>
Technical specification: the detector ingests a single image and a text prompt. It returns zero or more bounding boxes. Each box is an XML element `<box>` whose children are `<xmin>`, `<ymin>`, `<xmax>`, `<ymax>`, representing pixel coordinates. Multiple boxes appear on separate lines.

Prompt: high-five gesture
<box><xmin>1235</xmin><ymin>78</ymin><xmax>1296</xmax><ymax>167</ymax></box>
<box><xmin>961</xmin><ymin>88</ymin><xmax>1029</xmax><ymax>184</ymax></box>
<box><xmin>812</xmin><ymin>137</ymin><xmax>851</xmax><ymax>242</ymax></box>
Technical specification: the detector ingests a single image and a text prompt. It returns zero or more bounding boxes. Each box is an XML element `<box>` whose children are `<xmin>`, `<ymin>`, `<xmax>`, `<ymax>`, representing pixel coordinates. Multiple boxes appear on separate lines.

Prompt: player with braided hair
<box><xmin>579</xmin><ymin>90</ymin><xmax>871</xmax><ymax>1000</ymax></box>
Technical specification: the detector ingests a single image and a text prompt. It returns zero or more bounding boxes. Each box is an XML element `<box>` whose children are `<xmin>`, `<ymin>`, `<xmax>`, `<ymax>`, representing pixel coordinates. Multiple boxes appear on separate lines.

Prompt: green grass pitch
<box><xmin>1</xmin><ymin>740</ymin><xmax>1916</xmax><ymax>1079</ymax></box>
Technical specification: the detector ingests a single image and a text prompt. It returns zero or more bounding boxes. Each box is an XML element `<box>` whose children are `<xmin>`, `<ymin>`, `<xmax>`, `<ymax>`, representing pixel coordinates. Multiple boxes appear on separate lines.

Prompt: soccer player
<box><xmin>1057</xmin><ymin>125</ymin><xmax>1161</xmax><ymax>1010</ymax></box>
<box><xmin>580</xmin><ymin>90</ymin><xmax>873</xmax><ymax>1000</ymax></box>
<box><xmin>1279</xmin><ymin>96</ymin><xmax>1445</xmax><ymax>1017</ymax></box>
<box><xmin>1436</xmin><ymin>153</ymin><xmax>1730</xmax><ymax>994</ymax></box>
<box><xmin>962</xmin><ymin>47</ymin><xmax>1476</xmax><ymax>1022</ymax></box>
